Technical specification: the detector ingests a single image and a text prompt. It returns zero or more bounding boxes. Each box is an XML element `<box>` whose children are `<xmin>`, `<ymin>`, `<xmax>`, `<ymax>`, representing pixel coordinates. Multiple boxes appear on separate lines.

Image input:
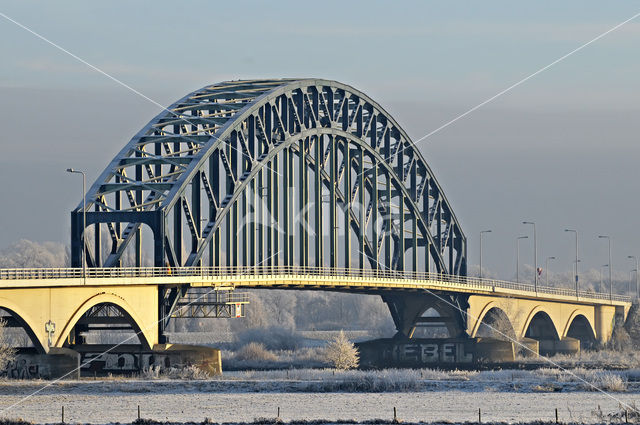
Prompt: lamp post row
<box><xmin>479</xmin><ymin>227</ymin><xmax>637</xmax><ymax>299</ymax></box>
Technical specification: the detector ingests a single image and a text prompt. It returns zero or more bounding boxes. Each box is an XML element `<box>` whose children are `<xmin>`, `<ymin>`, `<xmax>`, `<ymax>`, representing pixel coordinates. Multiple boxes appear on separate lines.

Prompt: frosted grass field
<box><xmin>0</xmin><ymin>368</ymin><xmax>639</xmax><ymax>424</ymax></box>
<box><xmin>0</xmin><ymin>387</ymin><xmax>637</xmax><ymax>424</ymax></box>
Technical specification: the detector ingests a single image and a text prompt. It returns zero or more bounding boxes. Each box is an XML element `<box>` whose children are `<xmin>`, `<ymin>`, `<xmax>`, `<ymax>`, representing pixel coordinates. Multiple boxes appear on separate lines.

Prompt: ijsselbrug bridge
<box><xmin>0</xmin><ymin>79</ymin><xmax>631</xmax><ymax>373</ymax></box>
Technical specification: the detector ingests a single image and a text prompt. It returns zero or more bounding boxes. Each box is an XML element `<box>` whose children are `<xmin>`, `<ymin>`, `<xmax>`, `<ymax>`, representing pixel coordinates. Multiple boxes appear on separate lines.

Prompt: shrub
<box><xmin>596</xmin><ymin>373</ymin><xmax>627</xmax><ymax>392</ymax></box>
<box><xmin>625</xmin><ymin>302</ymin><xmax>640</xmax><ymax>348</ymax></box>
<box><xmin>235</xmin><ymin>342</ymin><xmax>278</xmax><ymax>362</ymax></box>
<box><xmin>609</xmin><ymin>321</ymin><xmax>632</xmax><ymax>351</ymax></box>
<box><xmin>172</xmin><ymin>364</ymin><xmax>210</xmax><ymax>380</ymax></box>
<box><xmin>325</xmin><ymin>330</ymin><xmax>359</xmax><ymax>370</ymax></box>
<box><xmin>140</xmin><ymin>365</ymin><xmax>162</xmax><ymax>379</ymax></box>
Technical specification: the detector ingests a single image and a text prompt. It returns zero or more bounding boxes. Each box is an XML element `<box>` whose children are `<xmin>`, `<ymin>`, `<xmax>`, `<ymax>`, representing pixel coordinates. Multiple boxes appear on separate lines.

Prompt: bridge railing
<box><xmin>0</xmin><ymin>265</ymin><xmax>631</xmax><ymax>303</ymax></box>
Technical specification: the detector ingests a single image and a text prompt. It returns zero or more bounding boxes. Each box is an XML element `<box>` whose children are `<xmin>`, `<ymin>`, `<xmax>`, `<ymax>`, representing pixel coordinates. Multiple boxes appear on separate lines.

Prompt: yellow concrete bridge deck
<box><xmin>0</xmin><ymin>266</ymin><xmax>632</xmax><ymax>352</ymax></box>
<box><xmin>0</xmin><ymin>266</ymin><xmax>631</xmax><ymax>305</ymax></box>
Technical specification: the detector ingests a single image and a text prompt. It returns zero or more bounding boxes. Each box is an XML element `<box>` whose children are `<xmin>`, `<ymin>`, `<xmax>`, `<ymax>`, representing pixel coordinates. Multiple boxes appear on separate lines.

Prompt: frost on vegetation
<box><xmin>325</xmin><ymin>330</ymin><xmax>359</xmax><ymax>370</ymax></box>
<box><xmin>309</xmin><ymin>368</ymin><xmax>421</xmax><ymax>392</ymax></box>
<box><xmin>226</xmin><ymin>346</ymin><xmax>325</xmax><ymax>370</ymax></box>
<box><xmin>0</xmin><ymin>239</ymin><xmax>67</xmax><ymax>268</ymax></box>
<box><xmin>235</xmin><ymin>342</ymin><xmax>279</xmax><ymax>362</ymax></box>
<box><xmin>549</xmin><ymin>368</ymin><xmax>628</xmax><ymax>392</ymax></box>
<box><xmin>585</xmin><ymin>372</ymin><xmax>627</xmax><ymax>392</ymax></box>
<box><xmin>593</xmin><ymin>402</ymin><xmax>640</xmax><ymax>423</ymax></box>
<box><xmin>140</xmin><ymin>364</ymin><xmax>210</xmax><ymax>380</ymax></box>
<box><xmin>0</xmin><ymin>319</ymin><xmax>16</xmax><ymax>372</ymax></box>
<box><xmin>476</xmin><ymin>369</ymin><xmax>534</xmax><ymax>382</ymax></box>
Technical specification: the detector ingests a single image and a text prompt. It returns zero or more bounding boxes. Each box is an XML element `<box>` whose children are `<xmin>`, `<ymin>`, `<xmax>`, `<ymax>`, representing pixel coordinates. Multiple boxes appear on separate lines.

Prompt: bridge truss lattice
<box><xmin>71</xmin><ymin>79</ymin><xmax>466</xmax><ymax>277</ymax></box>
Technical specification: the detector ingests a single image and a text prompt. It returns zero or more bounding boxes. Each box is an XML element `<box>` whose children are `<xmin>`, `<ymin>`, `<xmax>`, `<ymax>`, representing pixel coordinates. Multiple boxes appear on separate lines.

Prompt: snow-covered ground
<box><xmin>0</xmin><ymin>368</ymin><xmax>638</xmax><ymax>424</ymax></box>
<box><xmin>0</xmin><ymin>386</ymin><xmax>636</xmax><ymax>424</ymax></box>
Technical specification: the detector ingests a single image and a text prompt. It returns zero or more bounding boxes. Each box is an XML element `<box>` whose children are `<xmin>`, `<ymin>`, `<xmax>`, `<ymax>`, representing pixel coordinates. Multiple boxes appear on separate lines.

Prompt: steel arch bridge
<box><xmin>0</xmin><ymin>80</ymin><xmax>628</xmax><ymax>363</ymax></box>
<box><xmin>71</xmin><ymin>79</ymin><xmax>466</xmax><ymax>276</ymax></box>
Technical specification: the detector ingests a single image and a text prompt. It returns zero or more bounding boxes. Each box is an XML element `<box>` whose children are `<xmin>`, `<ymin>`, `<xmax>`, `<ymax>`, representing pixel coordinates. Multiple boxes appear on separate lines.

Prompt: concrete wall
<box><xmin>78</xmin><ymin>344</ymin><xmax>221</xmax><ymax>375</ymax></box>
<box><xmin>0</xmin><ymin>344</ymin><xmax>221</xmax><ymax>379</ymax></box>
<box><xmin>0</xmin><ymin>348</ymin><xmax>80</xmax><ymax>379</ymax></box>
<box><xmin>357</xmin><ymin>337</ymin><xmax>515</xmax><ymax>368</ymax></box>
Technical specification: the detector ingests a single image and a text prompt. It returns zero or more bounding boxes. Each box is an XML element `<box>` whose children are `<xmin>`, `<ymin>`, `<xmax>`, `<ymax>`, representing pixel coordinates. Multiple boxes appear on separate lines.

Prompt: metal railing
<box><xmin>177</xmin><ymin>289</ymin><xmax>249</xmax><ymax>305</ymax></box>
<box><xmin>0</xmin><ymin>265</ymin><xmax>631</xmax><ymax>303</ymax></box>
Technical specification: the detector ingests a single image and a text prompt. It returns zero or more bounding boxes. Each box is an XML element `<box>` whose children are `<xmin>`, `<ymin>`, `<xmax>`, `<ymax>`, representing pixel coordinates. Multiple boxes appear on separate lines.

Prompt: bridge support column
<box><xmin>382</xmin><ymin>292</ymin><xmax>468</xmax><ymax>339</ymax></box>
<box><xmin>537</xmin><ymin>338</ymin><xmax>580</xmax><ymax>357</ymax></box>
<box><xmin>594</xmin><ymin>304</ymin><xmax>619</xmax><ymax>344</ymax></box>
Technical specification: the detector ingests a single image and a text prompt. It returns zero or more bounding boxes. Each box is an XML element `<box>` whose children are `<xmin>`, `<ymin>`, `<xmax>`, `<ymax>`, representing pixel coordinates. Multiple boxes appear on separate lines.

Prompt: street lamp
<box><xmin>66</xmin><ymin>168</ymin><xmax>86</xmax><ymax>285</ymax></box>
<box><xmin>516</xmin><ymin>236</ymin><xmax>528</xmax><ymax>284</ymax></box>
<box><xmin>599</xmin><ymin>235</ymin><xmax>612</xmax><ymax>301</ymax></box>
<box><xmin>565</xmin><ymin>229</ymin><xmax>579</xmax><ymax>296</ymax></box>
<box><xmin>629</xmin><ymin>269</ymin><xmax>637</xmax><ymax>297</ymax></box>
<box><xmin>479</xmin><ymin>230</ymin><xmax>492</xmax><ymax>279</ymax></box>
<box><xmin>629</xmin><ymin>256</ymin><xmax>639</xmax><ymax>298</ymax></box>
<box><xmin>545</xmin><ymin>256</ymin><xmax>556</xmax><ymax>286</ymax></box>
<box><xmin>523</xmin><ymin>222</ymin><xmax>537</xmax><ymax>291</ymax></box>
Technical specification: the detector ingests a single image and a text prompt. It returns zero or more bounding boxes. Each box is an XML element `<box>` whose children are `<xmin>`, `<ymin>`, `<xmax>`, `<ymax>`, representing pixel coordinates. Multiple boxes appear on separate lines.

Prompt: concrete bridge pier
<box><xmin>381</xmin><ymin>292</ymin><xmax>469</xmax><ymax>339</ymax></box>
<box><xmin>378</xmin><ymin>291</ymin><xmax>630</xmax><ymax>362</ymax></box>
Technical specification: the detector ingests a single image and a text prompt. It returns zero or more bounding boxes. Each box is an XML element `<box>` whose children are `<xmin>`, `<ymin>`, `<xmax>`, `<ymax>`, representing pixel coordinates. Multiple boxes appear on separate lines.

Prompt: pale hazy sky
<box><xmin>0</xmin><ymin>1</ymin><xmax>639</xmax><ymax>282</ymax></box>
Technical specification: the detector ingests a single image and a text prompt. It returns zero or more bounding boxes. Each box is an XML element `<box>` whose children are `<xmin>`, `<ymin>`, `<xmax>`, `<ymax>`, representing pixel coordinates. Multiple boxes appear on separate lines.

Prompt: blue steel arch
<box><xmin>71</xmin><ymin>79</ymin><xmax>466</xmax><ymax>275</ymax></box>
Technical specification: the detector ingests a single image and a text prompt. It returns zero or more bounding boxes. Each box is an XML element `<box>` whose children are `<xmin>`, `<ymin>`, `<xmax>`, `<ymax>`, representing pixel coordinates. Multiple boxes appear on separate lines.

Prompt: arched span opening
<box><xmin>413</xmin><ymin>307</ymin><xmax>456</xmax><ymax>338</ymax></box>
<box><xmin>0</xmin><ymin>307</ymin><xmax>46</xmax><ymax>354</ymax></box>
<box><xmin>525</xmin><ymin>311</ymin><xmax>559</xmax><ymax>341</ymax></box>
<box><xmin>63</xmin><ymin>302</ymin><xmax>148</xmax><ymax>350</ymax></box>
<box><xmin>565</xmin><ymin>314</ymin><xmax>596</xmax><ymax>350</ymax></box>
<box><xmin>476</xmin><ymin>307</ymin><xmax>516</xmax><ymax>341</ymax></box>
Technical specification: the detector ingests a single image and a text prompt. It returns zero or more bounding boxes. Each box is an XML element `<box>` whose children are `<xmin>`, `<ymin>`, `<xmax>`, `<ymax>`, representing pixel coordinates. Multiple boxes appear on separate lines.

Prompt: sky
<box><xmin>0</xmin><ymin>1</ymin><xmax>639</xmax><ymax>282</ymax></box>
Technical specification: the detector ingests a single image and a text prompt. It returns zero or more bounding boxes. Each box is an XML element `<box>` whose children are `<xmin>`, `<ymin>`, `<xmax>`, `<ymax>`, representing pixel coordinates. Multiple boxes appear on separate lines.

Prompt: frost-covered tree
<box><xmin>325</xmin><ymin>330</ymin><xmax>359</xmax><ymax>370</ymax></box>
<box><xmin>624</xmin><ymin>302</ymin><xmax>640</xmax><ymax>349</ymax></box>
<box><xmin>0</xmin><ymin>319</ymin><xmax>16</xmax><ymax>369</ymax></box>
<box><xmin>0</xmin><ymin>239</ymin><xmax>67</xmax><ymax>268</ymax></box>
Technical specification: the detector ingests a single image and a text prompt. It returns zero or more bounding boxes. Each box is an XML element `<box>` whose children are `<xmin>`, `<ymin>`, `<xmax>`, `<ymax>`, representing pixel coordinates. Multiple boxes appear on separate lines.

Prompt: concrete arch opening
<box><xmin>525</xmin><ymin>311</ymin><xmax>559</xmax><ymax>340</ymax></box>
<box><xmin>413</xmin><ymin>307</ymin><xmax>455</xmax><ymax>338</ymax></box>
<box><xmin>525</xmin><ymin>310</ymin><xmax>561</xmax><ymax>356</ymax></box>
<box><xmin>0</xmin><ymin>307</ymin><xmax>46</xmax><ymax>354</ymax></box>
<box><xmin>476</xmin><ymin>307</ymin><xmax>516</xmax><ymax>341</ymax></box>
<box><xmin>566</xmin><ymin>314</ymin><xmax>597</xmax><ymax>350</ymax></box>
<box><xmin>63</xmin><ymin>302</ymin><xmax>149</xmax><ymax>351</ymax></box>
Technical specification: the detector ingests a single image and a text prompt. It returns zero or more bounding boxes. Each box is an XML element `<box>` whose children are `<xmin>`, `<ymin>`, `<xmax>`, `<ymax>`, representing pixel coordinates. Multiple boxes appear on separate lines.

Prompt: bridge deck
<box><xmin>0</xmin><ymin>266</ymin><xmax>630</xmax><ymax>307</ymax></box>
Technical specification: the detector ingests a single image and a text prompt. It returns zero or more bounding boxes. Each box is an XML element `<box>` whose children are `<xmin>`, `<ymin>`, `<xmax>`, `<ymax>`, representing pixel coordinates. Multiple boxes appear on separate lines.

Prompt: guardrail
<box><xmin>0</xmin><ymin>265</ymin><xmax>631</xmax><ymax>303</ymax></box>
<box><xmin>177</xmin><ymin>290</ymin><xmax>250</xmax><ymax>305</ymax></box>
